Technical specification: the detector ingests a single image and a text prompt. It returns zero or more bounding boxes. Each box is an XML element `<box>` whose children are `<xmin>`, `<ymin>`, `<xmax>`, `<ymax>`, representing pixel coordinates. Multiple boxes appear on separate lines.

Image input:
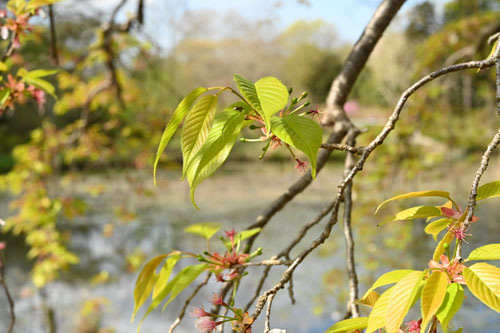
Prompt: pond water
<box><xmin>0</xmin><ymin>160</ymin><xmax>499</xmax><ymax>333</ymax></box>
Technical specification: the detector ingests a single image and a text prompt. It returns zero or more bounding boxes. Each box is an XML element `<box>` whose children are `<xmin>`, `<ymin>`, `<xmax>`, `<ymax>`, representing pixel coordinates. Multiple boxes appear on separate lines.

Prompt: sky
<box><xmin>63</xmin><ymin>0</ymin><xmax>449</xmax><ymax>49</ymax></box>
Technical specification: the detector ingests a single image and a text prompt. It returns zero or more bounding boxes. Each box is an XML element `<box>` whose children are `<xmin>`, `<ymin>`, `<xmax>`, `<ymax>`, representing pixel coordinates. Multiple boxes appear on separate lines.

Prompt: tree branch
<box><xmin>0</xmin><ymin>255</ymin><xmax>15</xmax><ymax>333</ymax></box>
<box><xmin>48</xmin><ymin>5</ymin><xmax>59</xmax><ymax>65</ymax></box>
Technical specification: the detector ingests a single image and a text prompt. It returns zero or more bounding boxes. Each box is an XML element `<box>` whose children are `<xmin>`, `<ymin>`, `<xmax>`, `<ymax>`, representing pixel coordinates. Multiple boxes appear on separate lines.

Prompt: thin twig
<box><xmin>321</xmin><ymin>143</ymin><xmax>364</xmax><ymax>155</ymax></box>
<box><xmin>168</xmin><ymin>273</ymin><xmax>211</xmax><ymax>333</ymax></box>
<box><xmin>263</xmin><ymin>293</ymin><xmax>276</xmax><ymax>333</ymax></box>
<box><xmin>287</xmin><ymin>274</ymin><xmax>296</xmax><ymax>305</ymax></box>
<box><xmin>48</xmin><ymin>5</ymin><xmax>59</xmax><ymax>65</ymax></box>
<box><xmin>250</xmin><ymin>54</ymin><xmax>497</xmax><ymax>323</ymax></box>
<box><xmin>0</xmin><ymin>255</ymin><xmax>15</xmax><ymax>333</ymax></box>
<box><xmin>238</xmin><ymin>259</ymin><xmax>292</xmax><ymax>267</ymax></box>
<box><xmin>342</xmin><ymin>129</ymin><xmax>360</xmax><ymax>318</ymax></box>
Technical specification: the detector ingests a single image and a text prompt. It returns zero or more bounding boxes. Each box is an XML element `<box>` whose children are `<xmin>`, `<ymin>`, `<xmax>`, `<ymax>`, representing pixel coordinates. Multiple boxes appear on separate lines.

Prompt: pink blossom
<box><xmin>295</xmin><ymin>159</ymin><xmax>308</xmax><ymax>173</ymax></box>
<box><xmin>28</xmin><ymin>86</ymin><xmax>46</xmax><ymax>110</ymax></box>
<box><xmin>404</xmin><ymin>319</ymin><xmax>422</xmax><ymax>333</ymax></box>
<box><xmin>270</xmin><ymin>136</ymin><xmax>282</xmax><ymax>150</ymax></box>
<box><xmin>190</xmin><ymin>306</ymin><xmax>211</xmax><ymax>318</ymax></box>
<box><xmin>195</xmin><ymin>317</ymin><xmax>217</xmax><ymax>333</ymax></box>
<box><xmin>209</xmin><ymin>293</ymin><xmax>225</xmax><ymax>306</ymax></box>
<box><xmin>441</xmin><ymin>206</ymin><xmax>478</xmax><ymax>223</ymax></box>
<box><xmin>448</xmin><ymin>223</ymin><xmax>471</xmax><ymax>242</ymax></box>
<box><xmin>307</xmin><ymin>106</ymin><xmax>320</xmax><ymax>117</ymax></box>
<box><xmin>0</xmin><ymin>242</ymin><xmax>5</xmax><ymax>251</ymax></box>
<box><xmin>429</xmin><ymin>255</ymin><xmax>466</xmax><ymax>284</ymax></box>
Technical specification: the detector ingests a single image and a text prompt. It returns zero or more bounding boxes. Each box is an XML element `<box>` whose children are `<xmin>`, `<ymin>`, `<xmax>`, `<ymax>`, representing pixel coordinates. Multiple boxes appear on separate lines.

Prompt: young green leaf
<box><xmin>366</xmin><ymin>286</ymin><xmax>394</xmax><ymax>333</ymax></box>
<box><xmin>26</xmin><ymin>0</ymin><xmax>63</xmax><ymax>10</ymax></box>
<box><xmin>354</xmin><ymin>290</ymin><xmax>380</xmax><ymax>307</ymax></box>
<box><xmin>223</xmin><ymin>228</ymin><xmax>262</xmax><ymax>249</ymax></box>
<box><xmin>375</xmin><ymin>190</ymin><xmax>450</xmax><ymax>214</ymax></box>
<box><xmin>362</xmin><ymin>269</ymin><xmax>416</xmax><ymax>299</ymax></box>
<box><xmin>433</xmin><ymin>231</ymin><xmax>453</xmax><ymax>261</ymax></box>
<box><xmin>466</xmin><ymin>244</ymin><xmax>500</xmax><ymax>261</ymax></box>
<box><xmin>255</xmin><ymin>76</ymin><xmax>289</xmax><ymax>131</ymax></box>
<box><xmin>385</xmin><ymin>271</ymin><xmax>424</xmax><ymax>333</ymax></box>
<box><xmin>425</xmin><ymin>218</ymin><xmax>452</xmax><ymax>241</ymax></box>
<box><xmin>325</xmin><ymin>317</ymin><xmax>368</xmax><ymax>333</ymax></box>
<box><xmin>153</xmin><ymin>87</ymin><xmax>207</xmax><ymax>184</ymax></box>
<box><xmin>187</xmin><ymin>110</ymin><xmax>248</xmax><ymax>206</ymax></box>
<box><xmin>0</xmin><ymin>61</ymin><xmax>7</xmax><ymax>71</ymax></box>
<box><xmin>463</xmin><ymin>263</ymin><xmax>500</xmax><ymax>313</ymax></box>
<box><xmin>421</xmin><ymin>271</ymin><xmax>449</xmax><ymax>331</ymax></box>
<box><xmin>378</xmin><ymin>206</ymin><xmax>442</xmax><ymax>226</ymax></box>
<box><xmin>152</xmin><ymin>254</ymin><xmax>181</xmax><ymax>299</ymax></box>
<box><xmin>476</xmin><ymin>180</ymin><xmax>500</xmax><ymax>201</ymax></box>
<box><xmin>138</xmin><ymin>263</ymin><xmax>208</xmax><ymax>330</ymax></box>
<box><xmin>132</xmin><ymin>254</ymin><xmax>169</xmax><ymax>321</ymax></box>
<box><xmin>23</xmin><ymin>69</ymin><xmax>59</xmax><ymax>79</ymax></box>
<box><xmin>0</xmin><ymin>89</ymin><xmax>11</xmax><ymax>105</ymax></box>
<box><xmin>233</xmin><ymin>74</ymin><xmax>262</xmax><ymax>113</ymax></box>
<box><xmin>22</xmin><ymin>77</ymin><xmax>56</xmax><ymax>97</ymax></box>
<box><xmin>184</xmin><ymin>222</ymin><xmax>222</xmax><ymax>240</ymax></box>
<box><xmin>181</xmin><ymin>95</ymin><xmax>218</xmax><ymax>179</ymax></box>
<box><xmin>436</xmin><ymin>283</ymin><xmax>464</xmax><ymax>333</ymax></box>
<box><xmin>270</xmin><ymin>114</ymin><xmax>322</xmax><ymax>178</ymax></box>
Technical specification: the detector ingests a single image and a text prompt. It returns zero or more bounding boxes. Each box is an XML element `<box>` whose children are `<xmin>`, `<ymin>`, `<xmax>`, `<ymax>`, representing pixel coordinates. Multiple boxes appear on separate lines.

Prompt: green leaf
<box><xmin>255</xmin><ymin>76</ymin><xmax>289</xmax><ymax>131</ymax></box>
<box><xmin>476</xmin><ymin>180</ymin><xmax>500</xmax><ymax>201</ymax></box>
<box><xmin>433</xmin><ymin>231</ymin><xmax>453</xmax><ymax>261</ymax></box>
<box><xmin>436</xmin><ymin>283</ymin><xmax>464</xmax><ymax>333</ymax></box>
<box><xmin>187</xmin><ymin>110</ymin><xmax>247</xmax><ymax>206</ymax></box>
<box><xmin>181</xmin><ymin>95</ymin><xmax>218</xmax><ymax>179</ymax></box>
<box><xmin>376</xmin><ymin>190</ymin><xmax>450</xmax><ymax>214</ymax></box>
<box><xmin>0</xmin><ymin>89</ymin><xmax>11</xmax><ymax>105</ymax></box>
<box><xmin>449</xmin><ymin>328</ymin><xmax>463</xmax><ymax>333</ymax></box>
<box><xmin>23</xmin><ymin>69</ymin><xmax>58</xmax><ymax>79</ymax></box>
<box><xmin>270</xmin><ymin>114</ymin><xmax>322</xmax><ymax>178</ymax></box>
<box><xmin>233</xmin><ymin>74</ymin><xmax>262</xmax><ymax>113</ymax></box>
<box><xmin>223</xmin><ymin>228</ymin><xmax>261</xmax><ymax>249</ymax></box>
<box><xmin>421</xmin><ymin>271</ymin><xmax>449</xmax><ymax>331</ymax></box>
<box><xmin>354</xmin><ymin>291</ymin><xmax>379</xmax><ymax>307</ymax></box>
<box><xmin>131</xmin><ymin>254</ymin><xmax>169</xmax><ymax>321</ymax></box>
<box><xmin>467</xmin><ymin>244</ymin><xmax>500</xmax><ymax>261</ymax></box>
<box><xmin>139</xmin><ymin>264</ymin><xmax>208</xmax><ymax>330</ymax></box>
<box><xmin>366</xmin><ymin>286</ymin><xmax>394</xmax><ymax>333</ymax></box>
<box><xmin>26</xmin><ymin>0</ymin><xmax>63</xmax><ymax>10</ymax></box>
<box><xmin>362</xmin><ymin>270</ymin><xmax>416</xmax><ymax>299</ymax></box>
<box><xmin>0</xmin><ymin>62</ymin><xmax>7</xmax><ymax>71</ymax></box>
<box><xmin>425</xmin><ymin>218</ymin><xmax>452</xmax><ymax>241</ymax></box>
<box><xmin>184</xmin><ymin>222</ymin><xmax>222</xmax><ymax>240</ymax></box>
<box><xmin>325</xmin><ymin>317</ymin><xmax>368</xmax><ymax>333</ymax></box>
<box><xmin>153</xmin><ymin>87</ymin><xmax>207</xmax><ymax>185</ymax></box>
<box><xmin>386</xmin><ymin>271</ymin><xmax>424</xmax><ymax>333</ymax></box>
<box><xmin>464</xmin><ymin>263</ymin><xmax>500</xmax><ymax>313</ymax></box>
<box><xmin>379</xmin><ymin>206</ymin><xmax>442</xmax><ymax>226</ymax></box>
<box><xmin>22</xmin><ymin>77</ymin><xmax>56</xmax><ymax>98</ymax></box>
<box><xmin>152</xmin><ymin>254</ymin><xmax>181</xmax><ymax>299</ymax></box>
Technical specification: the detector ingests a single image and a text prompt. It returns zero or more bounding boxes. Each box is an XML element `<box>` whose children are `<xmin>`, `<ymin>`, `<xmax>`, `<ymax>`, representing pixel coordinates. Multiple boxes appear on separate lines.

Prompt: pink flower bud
<box><xmin>195</xmin><ymin>317</ymin><xmax>217</xmax><ymax>333</ymax></box>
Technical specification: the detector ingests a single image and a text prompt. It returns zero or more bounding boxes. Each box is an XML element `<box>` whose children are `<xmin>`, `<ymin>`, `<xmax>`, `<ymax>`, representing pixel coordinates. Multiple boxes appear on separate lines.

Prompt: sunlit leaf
<box><xmin>362</xmin><ymin>270</ymin><xmax>416</xmax><ymax>299</ymax></box>
<box><xmin>153</xmin><ymin>87</ymin><xmax>207</xmax><ymax>185</ymax></box>
<box><xmin>425</xmin><ymin>218</ymin><xmax>452</xmax><ymax>241</ymax></box>
<box><xmin>386</xmin><ymin>271</ymin><xmax>424</xmax><ymax>333</ymax></box>
<box><xmin>181</xmin><ymin>95</ymin><xmax>218</xmax><ymax>179</ymax></box>
<box><xmin>139</xmin><ymin>264</ymin><xmax>208</xmax><ymax>330</ymax></box>
<box><xmin>376</xmin><ymin>190</ymin><xmax>450</xmax><ymax>214</ymax></box>
<box><xmin>325</xmin><ymin>317</ymin><xmax>368</xmax><ymax>333</ymax></box>
<box><xmin>436</xmin><ymin>283</ymin><xmax>464</xmax><ymax>333</ymax></box>
<box><xmin>0</xmin><ymin>89</ymin><xmax>11</xmax><ymax>105</ymax></box>
<box><xmin>0</xmin><ymin>62</ymin><xmax>7</xmax><ymax>71</ymax></box>
<box><xmin>378</xmin><ymin>206</ymin><xmax>442</xmax><ymax>226</ymax></box>
<box><xmin>463</xmin><ymin>263</ymin><xmax>500</xmax><ymax>313</ymax></box>
<box><xmin>270</xmin><ymin>114</ymin><xmax>322</xmax><ymax>178</ymax></box>
<box><xmin>255</xmin><ymin>76</ymin><xmax>289</xmax><ymax>131</ymax></box>
<box><xmin>23</xmin><ymin>69</ymin><xmax>58</xmax><ymax>79</ymax></box>
<box><xmin>131</xmin><ymin>254</ymin><xmax>169</xmax><ymax>321</ymax></box>
<box><xmin>355</xmin><ymin>290</ymin><xmax>379</xmax><ymax>307</ymax></box>
<box><xmin>184</xmin><ymin>222</ymin><xmax>222</xmax><ymax>240</ymax></box>
<box><xmin>152</xmin><ymin>254</ymin><xmax>181</xmax><ymax>299</ymax></box>
<box><xmin>466</xmin><ymin>244</ymin><xmax>500</xmax><ymax>261</ymax></box>
<box><xmin>187</xmin><ymin>110</ymin><xmax>247</xmax><ymax>206</ymax></box>
<box><xmin>476</xmin><ymin>180</ymin><xmax>500</xmax><ymax>201</ymax></box>
<box><xmin>433</xmin><ymin>231</ymin><xmax>453</xmax><ymax>261</ymax></box>
<box><xmin>26</xmin><ymin>0</ymin><xmax>63</xmax><ymax>10</ymax></box>
<box><xmin>22</xmin><ymin>77</ymin><xmax>56</xmax><ymax>97</ymax></box>
<box><xmin>421</xmin><ymin>271</ymin><xmax>448</xmax><ymax>331</ymax></box>
<box><xmin>223</xmin><ymin>228</ymin><xmax>262</xmax><ymax>249</ymax></box>
<box><xmin>449</xmin><ymin>328</ymin><xmax>463</xmax><ymax>333</ymax></box>
<box><xmin>366</xmin><ymin>286</ymin><xmax>394</xmax><ymax>333</ymax></box>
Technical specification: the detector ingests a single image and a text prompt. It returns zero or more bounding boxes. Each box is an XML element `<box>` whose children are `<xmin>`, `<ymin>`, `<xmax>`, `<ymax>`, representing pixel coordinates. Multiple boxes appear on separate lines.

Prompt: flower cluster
<box><xmin>429</xmin><ymin>254</ymin><xmax>466</xmax><ymax>284</ymax></box>
<box><xmin>0</xmin><ymin>74</ymin><xmax>46</xmax><ymax>114</ymax></box>
<box><xmin>191</xmin><ymin>293</ymin><xmax>253</xmax><ymax>333</ymax></box>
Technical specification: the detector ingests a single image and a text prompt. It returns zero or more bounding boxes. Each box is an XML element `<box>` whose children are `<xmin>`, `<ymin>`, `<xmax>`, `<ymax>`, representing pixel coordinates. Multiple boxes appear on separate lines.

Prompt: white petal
<box><xmin>0</xmin><ymin>217</ymin><xmax>5</xmax><ymax>226</ymax></box>
<box><xmin>1</xmin><ymin>27</ymin><xmax>9</xmax><ymax>40</ymax></box>
<box><xmin>269</xmin><ymin>330</ymin><xmax>286</xmax><ymax>333</ymax></box>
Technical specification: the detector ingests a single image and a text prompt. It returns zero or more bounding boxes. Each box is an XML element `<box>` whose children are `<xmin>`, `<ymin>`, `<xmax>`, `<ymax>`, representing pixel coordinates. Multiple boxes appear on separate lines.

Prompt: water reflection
<box><xmin>1</xmin><ymin>161</ymin><xmax>499</xmax><ymax>332</ymax></box>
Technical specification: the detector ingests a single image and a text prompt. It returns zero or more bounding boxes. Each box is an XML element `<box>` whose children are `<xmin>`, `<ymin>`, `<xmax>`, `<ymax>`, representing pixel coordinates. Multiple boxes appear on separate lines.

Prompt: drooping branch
<box><xmin>0</xmin><ymin>254</ymin><xmax>15</xmax><ymax>333</ymax></box>
<box><xmin>250</xmin><ymin>53</ymin><xmax>498</xmax><ymax>323</ymax></box>
<box><xmin>48</xmin><ymin>5</ymin><xmax>59</xmax><ymax>65</ymax></box>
